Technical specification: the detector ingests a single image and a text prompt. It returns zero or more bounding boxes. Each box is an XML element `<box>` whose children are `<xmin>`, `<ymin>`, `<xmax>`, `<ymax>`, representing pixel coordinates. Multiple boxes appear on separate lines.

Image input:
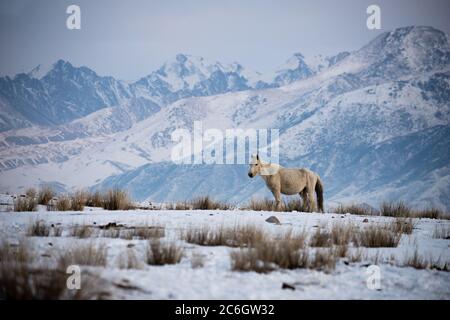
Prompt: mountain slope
<box><xmin>0</xmin><ymin>26</ymin><xmax>449</xmax><ymax>210</ymax></box>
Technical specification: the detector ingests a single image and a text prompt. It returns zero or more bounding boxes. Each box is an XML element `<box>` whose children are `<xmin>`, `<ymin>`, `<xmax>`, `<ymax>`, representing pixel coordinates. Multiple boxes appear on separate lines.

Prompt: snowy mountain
<box><xmin>1</xmin><ymin>26</ymin><xmax>449</xmax><ymax>210</ymax></box>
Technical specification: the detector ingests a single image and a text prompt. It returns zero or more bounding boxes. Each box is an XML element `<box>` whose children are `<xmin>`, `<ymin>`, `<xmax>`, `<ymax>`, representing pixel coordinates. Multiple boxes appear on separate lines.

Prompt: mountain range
<box><xmin>1</xmin><ymin>25</ymin><xmax>449</xmax><ymax>210</ymax></box>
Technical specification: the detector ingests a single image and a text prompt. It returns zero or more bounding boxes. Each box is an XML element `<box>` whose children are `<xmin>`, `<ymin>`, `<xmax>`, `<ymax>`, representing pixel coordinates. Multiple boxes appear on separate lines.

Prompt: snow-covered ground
<box><xmin>0</xmin><ymin>208</ymin><xmax>449</xmax><ymax>299</ymax></box>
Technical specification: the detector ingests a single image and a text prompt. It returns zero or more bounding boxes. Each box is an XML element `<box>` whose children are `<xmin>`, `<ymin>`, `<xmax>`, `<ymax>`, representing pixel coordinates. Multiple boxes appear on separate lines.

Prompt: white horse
<box><xmin>248</xmin><ymin>154</ymin><xmax>324</xmax><ymax>212</ymax></box>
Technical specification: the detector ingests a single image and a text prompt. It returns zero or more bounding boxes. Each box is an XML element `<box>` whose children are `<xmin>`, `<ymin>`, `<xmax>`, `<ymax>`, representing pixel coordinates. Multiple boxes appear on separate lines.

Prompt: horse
<box><xmin>248</xmin><ymin>154</ymin><xmax>324</xmax><ymax>212</ymax></box>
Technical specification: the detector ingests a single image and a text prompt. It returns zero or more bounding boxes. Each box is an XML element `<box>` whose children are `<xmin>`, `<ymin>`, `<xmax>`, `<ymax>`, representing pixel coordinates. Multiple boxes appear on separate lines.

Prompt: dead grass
<box><xmin>14</xmin><ymin>197</ymin><xmax>37</xmax><ymax>212</ymax></box>
<box><xmin>70</xmin><ymin>224</ymin><xmax>96</xmax><ymax>239</ymax></box>
<box><xmin>380</xmin><ymin>201</ymin><xmax>447</xmax><ymax>219</ymax></box>
<box><xmin>130</xmin><ymin>226</ymin><xmax>165</xmax><ymax>239</ymax></box>
<box><xmin>334</xmin><ymin>203</ymin><xmax>377</xmax><ymax>215</ymax></box>
<box><xmin>55</xmin><ymin>196</ymin><xmax>71</xmax><ymax>211</ymax></box>
<box><xmin>354</xmin><ymin>225</ymin><xmax>401</xmax><ymax>247</ymax></box>
<box><xmin>102</xmin><ymin>188</ymin><xmax>133</xmax><ymax>210</ymax></box>
<box><xmin>52</xmin><ymin>224</ymin><xmax>63</xmax><ymax>237</ymax></box>
<box><xmin>101</xmin><ymin>225</ymin><xmax>165</xmax><ymax>240</ymax></box>
<box><xmin>414</xmin><ymin>207</ymin><xmax>446</xmax><ymax>219</ymax></box>
<box><xmin>309</xmin><ymin>227</ymin><xmax>332</xmax><ymax>247</ymax></box>
<box><xmin>85</xmin><ymin>191</ymin><xmax>103</xmax><ymax>207</ymax></box>
<box><xmin>246</xmin><ymin>198</ymin><xmax>308</xmax><ymax>212</ymax></box>
<box><xmin>102</xmin><ymin>228</ymin><xmax>121</xmax><ymax>238</ymax></box>
<box><xmin>25</xmin><ymin>188</ymin><xmax>37</xmax><ymax>199</ymax></box>
<box><xmin>433</xmin><ymin>224</ymin><xmax>450</xmax><ymax>239</ymax></box>
<box><xmin>190</xmin><ymin>196</ymin><xmax>232</xmax><ymax>210</ymax></box>
<box><xmin>70</xmin><ymin>191</ymin><xmax>86</xmax><ymax>211</ymax></box>
<box><xmin>0</xmin><ymin>241</ymin><xmax>101</xmax><ymax>299</ymax></box>
<box><xmin>183</xmin><ymin>224</ymin><xmax>266</xmax><ymax>248</ymax></box>
<box><xmin>231</xmin><ymin>240</ymin><xmax>337</xmax><ymax>273</ymax></box>
<box><xmin>387</xmin><ymin>218</ymin><xmax>414</xmax><ymax>235</ymax></box>
<box><xmin>403</xmin><ymin>249</ymin><xmax>448</xmax><ymax>271</ymax></box>
<box><xmin>37</xmin><ymin>186</ymin><xmax>55</xmax><ymax>205</ymax></box>
<box><xmin>330</xmin><ymin>222</ymin><xmax>355</xmax><ymax>245</ymax></box>
<box><xmin>26</xmin><ymin>220</ymin><xmax>51</xmax><ymax>237</ymax></box>
<box><xmin>145</xmin><ymin>240</ymin><xmax>184</xmax><ymax>265</ymax></box>
<box><xmin>58</xmin><ymin>242</ymin><xmax>107</xmax><ymax>267</ymax></box>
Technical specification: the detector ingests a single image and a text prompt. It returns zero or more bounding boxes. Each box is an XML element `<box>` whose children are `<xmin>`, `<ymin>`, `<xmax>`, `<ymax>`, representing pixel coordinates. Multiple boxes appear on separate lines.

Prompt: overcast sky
<box><xmin>1</xmin><ymin>0</ymin><xmax>449</xmax><ymax>81</ymax></box>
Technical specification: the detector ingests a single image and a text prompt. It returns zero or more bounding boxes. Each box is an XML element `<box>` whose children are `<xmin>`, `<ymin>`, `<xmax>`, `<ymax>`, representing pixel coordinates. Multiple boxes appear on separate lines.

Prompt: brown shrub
<box><xmin>388</xmin><ymin>218</ymin><xmax>414</xmax><ymax>235</ymax></box>
<box><xmin>58</xmin><ymin>242</ymin><xmax>107</xmax><ymax>267</ymax></box>
<box><xmin>0</xmin><ymin>241</ymin><xmax>100</xmax><ymax>299</ymax></box>
<box><xmin>190</xmin><ymin>196</ymin><xmax>232</xmax><ymax>210</ymax></box>
<box><xmin>433</xmin><ymin>224</ymin><xmax>450</xmax><ymax>239</ymax></box>
<box><xmin>309</xmin><ymin>227</ymin><xmax>331</xmax><ymax>247</ymax></box>
<box><xmin>246</xmin><ymin>198</ymin><xmax>308</xmax><ymax>212</ymax></box>
<box><xmin>70</xmin><ymin>191</ymin><xmax>86</xmax><ymax>211</ymax></box>
<box><xmin>354</xmin><ymin>225</ymin><xmax>401</xmax><ymax>247</ymax></box>
<box><xmin>70</xmin><ymin>224</ymin><xmax>96</xmax><ymax>239</ymax></box>
<box><xmin>14</xmin><ymin>197</ymin><xmax>37</xmax><ymax>212</ymax></box>
<box><xmin>85</xmin><ymin>191</ymin><xmax>103</xmax><ymax>207</ymax></box>
<box><xmin>182</xmin><ymin>224</ymin><xmax>266</xmax><ymax>248</ymax></box>
<box><xmin>145</xmin><ymin>240</ymin><xmax>184</xmax><ymax>265</ymax></box>
<box><xmin>231</xmin><ymin>240</ymin><xmax>336</xmax><ymax>273</ymax></box>
<box><xmin>102</xmin><ymin>188</ymin><xmax>133</xmax><ymax>210</ymax></box>
<box><xmin>25</xmin><ymin>188</ymin><xmax>37</xmax><ymax>199</ymax></box>
<box><xmin>334</xmin><ymin>203</ymin><xmax>376</xmax><ymax>215</ymax></box>
<box><xmin>37</xmin><ymin>186</ymin><xmax>55</xmax><ymax>205</ymax></box>
<box><xmin>55</xmin><ymin>196</ymin><xmax>71</xmax><ymax>211</ymax></box>
<box><xmin>26</xmin><ymin>220</ymin><xmax>51</xmax><ymax>237</ymax></box>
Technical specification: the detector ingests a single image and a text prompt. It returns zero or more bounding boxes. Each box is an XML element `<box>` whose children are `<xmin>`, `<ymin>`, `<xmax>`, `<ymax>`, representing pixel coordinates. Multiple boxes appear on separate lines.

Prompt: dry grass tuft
<box><xmin>380</xmin><ymin>201</ymin><xmax>412</xmax><ymax>217</ymax></box>
<box><xmin>0</xmin><ymin>241</ymin><xmax>101</xmax><ymax>299</ymax></box>
<box><xmin>246</xmin><ymin>198</ymin><xmax>309</xmax><ymax>212</ymax></box>
<box><xmin>403</xmin><ymin>249</ymin><xmax>448</xmax><ymax>271</ymax></box>
<box><xmin>330</xmin><ymin>222</ymin><xmax>355</xmax><ymax>245</ymax></box>
<box><xmin>26</xmin><ymin>220</ymin><xmax>51</xmax><ymax>237</ymax></box>
<box><xmin>102</xmin><ymin>228</ymin><xmax>121</xmax><ymax>238</ymax></box>
<box><xmin>380</xmin><ymin>201</ymin><xmax>446</xmax><ymax>219</ymax></box>
<box><xmin>183</xmin><ymin>224</ymin><xmax>266</xmax><ymax>248</ymax></box>
<box><xmin>414</xmin><ymin>207</ymin><xmax>445</xmax><ymax>219</ymax></box>
<box><xmin>70</xmin><ymin>224</ymin><xmax>96</xmax><ymax>239</ymax></box>
<box><xmin>145</xmin><ymin>240</ymin><xmax>184</xmax><ymax>265</ymax></box>
<box><xmin>58</xmin><ymin>242</ymin><xmax>107</xmax><ymax>267</ymax></box>
<box><xmin>190</xmin><ymin>196</ymin><xmax>232</xmax><ymax>210</ymax></box>
<box><xmin>231</xmin><ymin>238</ymin><xmax>337</xmax><ymax>273</ymax></box>
<box><xmin>433</xmin><ymin>224</ymin><xmax>450</xmax><ymax>239</ymax></box>
<box><xmin>70</xmin><ymin>191</ymin><xmax>86</xmax><ymax>211</ymax></box>
<box><xmin>102</xmin><ymin>188</ymin><xmax>133</xmax><ymax>210</ymax></box>
<box><xmin>25</xmin><ymin>188</ymin><xmax>37</xmax><ymax>199</ymax></box>
<box><xmin>14</xmin><ymin>197</ymin><xmax>37</xmax><ymax>212</ymax></box>
<box><xmin>130</xmin><ymin>226</ymin><xmax>165</xmax><ymax>239</ymax></box>
<box><xmin>37</xmin><ymin>186</ymin><xmax>55</xmax><ymax>205</ymax></box>
<box><xmin>388</xmin><ymin>218</ymin><xmax>414</xmax><ymax>235</ymax></box>
<box><xmin>55</xmin><ymin>196</ymin><xmax>71</xmax><ymax>211</ymax></box>
<box><xmin>85</xmin><ymin>191</ymin><xmax>103</xmax><ymax>207</ymax></box>
<box><xmin>101</xmin><ymin>225</ymin><xmax>165</xmax><ymax>240</ymax></box>
<box><xmin>334</xmin><ymin>203</ymin><xmax>377</xmax><ymax>215</ymax></box>
<box><xmin>309</xmin><ymin>227</ymin><xmax>332</xmax><ymax>247</ymax></box>
<box><xmin>354</xmin><ymin>225</ymin><xmax>401</xmax><ymax>247</ymax></box>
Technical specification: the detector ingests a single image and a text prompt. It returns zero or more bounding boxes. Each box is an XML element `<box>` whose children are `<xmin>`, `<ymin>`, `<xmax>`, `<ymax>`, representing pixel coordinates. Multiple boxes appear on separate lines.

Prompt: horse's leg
<box><xmin>307</xmin><ymin>186</ymin><xmax>316</xmax><ymax>212</ymax></box>
<box><xmin>271</xmin><ymin>189</ymin><xmax>282</xmax><ymax>211</ymax></box>
<box><xmin>300</xmin><ymin>189</ymin><xmax>308</xmax><ymax>212</ymax></box>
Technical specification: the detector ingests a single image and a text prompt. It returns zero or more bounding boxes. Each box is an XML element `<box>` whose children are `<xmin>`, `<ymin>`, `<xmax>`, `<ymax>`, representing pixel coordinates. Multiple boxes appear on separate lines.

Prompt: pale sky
<box><xmin>1</xmin><ymin>0</ymin><xmax>450</xmax><ymax>81</ymax></box>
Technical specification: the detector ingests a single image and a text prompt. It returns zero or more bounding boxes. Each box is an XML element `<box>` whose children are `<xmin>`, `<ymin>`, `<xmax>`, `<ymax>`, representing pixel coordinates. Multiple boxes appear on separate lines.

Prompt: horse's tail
<box><xmin>315</xmin><ymin>176</ymin><xmax>324</xmax><ymax>213</ymax></box>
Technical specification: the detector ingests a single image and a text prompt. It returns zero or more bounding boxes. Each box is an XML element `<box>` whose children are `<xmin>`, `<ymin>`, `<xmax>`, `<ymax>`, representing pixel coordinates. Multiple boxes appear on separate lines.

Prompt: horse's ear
<box><xmin>256</xmin><ymin>154</ymin><xmax>260</xmax><ymax>161</ymax></box>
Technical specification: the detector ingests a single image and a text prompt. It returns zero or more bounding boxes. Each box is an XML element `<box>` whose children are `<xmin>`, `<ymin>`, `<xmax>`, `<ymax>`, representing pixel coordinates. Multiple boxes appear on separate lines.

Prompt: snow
<box><xmin>0</xmin><ymin>208</ymin><xmax>448</xmax><ymax>299</ymax></box>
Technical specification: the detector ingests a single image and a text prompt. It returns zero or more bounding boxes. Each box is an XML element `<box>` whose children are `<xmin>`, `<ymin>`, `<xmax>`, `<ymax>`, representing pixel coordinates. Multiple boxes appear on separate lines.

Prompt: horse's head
<box><xmin>248</xmin><ymin>154</ymin><xmax>261</xmax><ymax>178</ymax></box>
